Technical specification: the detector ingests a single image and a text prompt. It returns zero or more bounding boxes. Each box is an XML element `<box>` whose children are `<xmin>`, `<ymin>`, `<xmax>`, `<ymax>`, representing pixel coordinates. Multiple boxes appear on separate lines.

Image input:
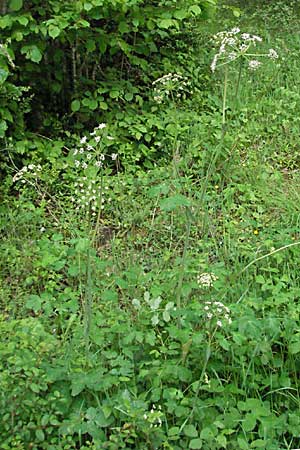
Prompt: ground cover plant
<box><xmin>2</xmin><ymin>0</ymin><xmax>300</xmax><ymax>449</ymax></box>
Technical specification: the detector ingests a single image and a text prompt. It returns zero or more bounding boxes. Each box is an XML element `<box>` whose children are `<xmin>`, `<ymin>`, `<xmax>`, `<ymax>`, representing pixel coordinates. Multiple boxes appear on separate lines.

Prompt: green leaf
<box><xmin>174</xmin><ymin>9</ymin><xmax>188</xmax><ymax>20</ymax></box>
<box><xmin>48</xmin><ymin>25</ymin><xmax>61</xmax><ymax>39</ymax></box>
<box><xmin>0</xmin><ymin>67</ymin><xmax>9</xmax><ymax>84</ymax></box>
<box><xmin>160</xmin><ymin>194</ymin><xmax>190</xmax><ymax>211</ymax></box>
<box><xmin>289</xmin><ymin>341</ymin><xmax>300</xmax><ymax>354</ymax></box>
<box><xmin>189</xmin><ymin>438</ymin><xmax>202</xmax><ymax>449</ymax></box>
<box><xmin>35</xmin><ymin>429</ymin><xmax>45</xmax><ymax>442</ymax></box>
<box><xmin>99</xmin><ymin>101</ymin><xmax>108</xmax><ymax>110</ymax></box>
<box><xmin>71</xmin><ymin>99</ymin><xmax>81</xmax><ymax>112</ymax></box>
<box><xmin>243</xmin><ymin>413</ymin><xmax>256</xmax><ymax>432</ymax></box>
<box><xmin>184</xmin><ymin>425</ymin><xmax>198</xmax><ymax>438</ymax></box>
<box><xmin>26</xmin><ymin>295</ymin><xmax>42</xmax><ymax>312</ymax></box>
<box><xmin>189</xmin><ymin>5</ymin><xmax>202</xmax><ymax>16</ymax></box>
<box><xmin>9</xmin><ymin>0</ymin><xmax>23</xmax><ymax>11</ymax></box>
<box><xmin>21</xmin><ymin>45</ymin><xmax>42</xmax><ymax>63</ymax></box>
<box><xmin>158</xmin><ymin>19</ymin><xmax>176</xmax><ymax>29</ymax></box>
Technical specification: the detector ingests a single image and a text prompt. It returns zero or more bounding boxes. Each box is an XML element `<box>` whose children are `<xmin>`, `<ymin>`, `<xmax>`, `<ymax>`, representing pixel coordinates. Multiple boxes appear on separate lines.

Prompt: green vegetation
<box><xmin>2</xmin><ymin>0</ymin><xmax>300</xmax><ymax>448</ymax></box>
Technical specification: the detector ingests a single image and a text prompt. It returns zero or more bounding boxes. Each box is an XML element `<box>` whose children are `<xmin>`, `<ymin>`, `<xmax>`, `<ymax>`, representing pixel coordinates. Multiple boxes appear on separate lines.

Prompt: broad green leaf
<box><xmin>184</xmin><ymin>425</ymin><xmax>198</xmax><ymax>438</ymax></box>
<box><xmin>0</xmin><ymin>67</ymin><xmax>9</xmax><ymax>84</ymax></box>
<box><xmin>35</xmin><ymin>429</ymin><xmax>45</xmax><ymax>442</ymax></box>
<box><xmin>189</xmin><ymin>5</ymin><xmax>202</xmax><ymax>16</ymax></box>
<box><xmin>160</xmin><ymin>194</ymin><xmax>190</xmax><ymax>211</ymax></box>
<box><xmin>158</xmin><ymin>19</ymin><xmax>176</xmax><ymax>29</ymax></box>
<box><xmin>189</xmin><ymin>438</ymin><xmax>202</xmax><ymax>449</ymax></box>
<box><xmin>9</xmin><ymin>0</ymin><xmax>23</xmax><ymax>11</ymax></box>
<box><xmin>84</xmin><ymin>2</ymin><xmax>93</xmax><ymax>11</ymax></box>
<box><xmin>71</xmin><ymin>99</ymin><xmax>81</xmax><ymax>112</ymax></box>
<box><xmin>48</xmin><ymin>25</ymin><xmax>61</xmax><ymax>39</ymax></box>
<box><xmin>26</xmin><ymin>295</ymin><xmax>42</xmax><ymax>312</ymax></box>
<box><xmin>174</xmin><ymin>9</ymin><xmax>188</xmax><ymax>20</ymax></box>
<box><xmin>21</xmin><ymin>45</ymin><xmax>42</xmax><ymax>63</ymax></box>
<box><xmin>289</xmin><ymin>341</ymin><xmax>300</xmax><ymax>354</ymax></box>
<box><xmin>243</xmin><ymin>413</ymin><xmax>256</xmax><ymax>432</ymax></box>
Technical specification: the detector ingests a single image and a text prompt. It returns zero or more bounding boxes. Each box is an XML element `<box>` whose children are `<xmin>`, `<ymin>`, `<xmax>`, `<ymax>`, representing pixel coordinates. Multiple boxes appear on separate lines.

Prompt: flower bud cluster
<box><xmin>197</xmin><ymin>272</ymin><xmax>218</xmax><ymax>288</ymax></box>
<box><xmin>204</xmin><ymin>301</ymin><xmax>232</xmax><ymax>327</ymax></box>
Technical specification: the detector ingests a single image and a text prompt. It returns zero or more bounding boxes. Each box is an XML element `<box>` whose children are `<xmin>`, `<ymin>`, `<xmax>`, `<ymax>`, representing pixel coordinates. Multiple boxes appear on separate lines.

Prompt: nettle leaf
<box><xmin>9</xmin><ymin>0</ymin><xmax>23</xmax><ymax>11</ymax></box>
<box><xmin>160</xmin><ymin>194</ymin><xmax>191</xmax><ymax>211</ymax></box>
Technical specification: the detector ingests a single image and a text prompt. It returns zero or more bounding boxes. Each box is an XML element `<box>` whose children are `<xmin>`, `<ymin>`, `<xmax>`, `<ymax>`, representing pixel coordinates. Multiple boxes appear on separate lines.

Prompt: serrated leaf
<box><xmin>10</xmin><ymin>0</ymin><xmax>23</xmax><ymax>11</ymax></box>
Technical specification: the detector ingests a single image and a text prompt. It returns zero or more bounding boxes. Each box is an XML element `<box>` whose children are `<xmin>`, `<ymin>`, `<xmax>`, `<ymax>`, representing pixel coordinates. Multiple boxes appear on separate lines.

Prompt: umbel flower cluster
<box><xmin>152</xmin><ymin>72</ymin><xmax>189</xmax><ymax>104</ymax></box>
<box><xmin>211</xmin><ymin>27</ymin><xmax>278</xmax><ymax>72</ymax></box>
<box><xmin>13</xmin><ymin>164</ymin><xmax>42</xmax><ymax>184</ymax></box>
<box><xmin>197</xmin><ymin>272</ymin><xmax>218</xmax><ymax>288</ymax></box>
<box><xmin>72</xmin><ymin>123</ymin><xmax>116</xmax><ymax>215</ymax></box>
<box><xmin>73</xmin><ymin>123</ymin><xmax>117</xmax><ymax>170</ymax></box>
<box><xmin>204</xmin><ymin>301</ymin><xmax>232</xmax><ymax>327</ymax></box>
<box><xmin>71</xmin><ymin>177</ymin><xmax>111</xmax><ymax>214</ymax></box>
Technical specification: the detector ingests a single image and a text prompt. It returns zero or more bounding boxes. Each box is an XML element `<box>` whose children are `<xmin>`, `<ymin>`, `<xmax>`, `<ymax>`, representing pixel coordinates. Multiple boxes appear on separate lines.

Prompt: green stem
<box><xmin>222</xmin><ymin>66</ymin><xmax>228</xmax><ymax>130</ymax></box>
<box><xmin>235</xmin><ymin>60</ymin><xmax>243</xmax><ymax>98</ymax></box>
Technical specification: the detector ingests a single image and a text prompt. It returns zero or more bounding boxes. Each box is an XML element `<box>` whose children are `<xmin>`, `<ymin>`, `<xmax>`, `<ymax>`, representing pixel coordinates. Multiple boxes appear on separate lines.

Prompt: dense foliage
<box><xmin>2</xmin><ymin>0</ymin><xmax>300</xmax><ymax>449</ymax></box>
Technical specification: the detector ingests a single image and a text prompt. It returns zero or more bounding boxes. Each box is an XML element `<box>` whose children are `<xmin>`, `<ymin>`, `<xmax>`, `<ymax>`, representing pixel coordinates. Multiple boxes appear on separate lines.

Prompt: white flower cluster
<box><xmin>204</xmin><ymin>301</ymin><xmax>232</xmax><ymax>327</ymax></box>
<box><xmin>13</xmin><ymin>164</ymin><xmax>42</xmax><ymax>183</ymax></box>
<box><xmin>211</xmin><ymin>28</ymin><xmax>278</xmax><ymax>73</ymax></box>
<box><xmin>73</xmin><ymin>123</ymin><xmax>117</xmax><ymax>170</ymax></box>
<box><xmin>197</xmin><ymin>272</ymin><xmax>218</xmax><ymax>288</ymax></box>
<box><xmin>152</xmin><ymin>72</ymin><xmax>189</xmax><ymax>104</ymax></box>
<box><xmin>71</xmin><ymin>177</ymin><xmax>110</xmax><ymax>215</ymax></box>
<box><xmin>143</xmin><ymin>404</ymin><xmax>163</xmax><ymax>428</ymax></box>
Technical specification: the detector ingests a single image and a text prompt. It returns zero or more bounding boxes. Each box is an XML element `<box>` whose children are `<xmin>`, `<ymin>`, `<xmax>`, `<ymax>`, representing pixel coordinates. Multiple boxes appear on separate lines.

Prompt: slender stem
<box><xmin>235</xmin><ymin>60</ymin><xmax>243</xmax><ymax>98</ymax></box>
<box><xmin>222</xmin><ymin>66</ymin><xmax>228</xmax><ymax>129</ymax></box>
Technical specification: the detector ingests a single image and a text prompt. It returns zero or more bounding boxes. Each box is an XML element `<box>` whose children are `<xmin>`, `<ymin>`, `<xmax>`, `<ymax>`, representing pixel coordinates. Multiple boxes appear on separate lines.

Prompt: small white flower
<box><xmin>248</xmin><ymin>59</ymin><xmax>261</xmax><ymax>70</ymax></box>
<box><xmin>75</xmin><ymin>160</ymin><xmax>80</xmax><ymax>167</ymax></box>
<box><xmin>97</xmin><ymin>123</ymin><xmax>106</xmax><ymax>129</ymax></box>
<box><xmin>111</xmin><ymin>153</ymin><xmax>118</xmax><ymax>160</ymax></box>
<box><xmin>216</xmin><ymin>320</ymin><xmax>223</xmax><ymax>327</ymax></box>
<box><xmin>268</xmin><ymin>48</ymin><xmax>278</xmax><ymax>59</ymax></box>
<box><xmin>94</xmin><ymin>136</ymin><xmax>101</xmax><ymax>143</ymax></box>
<box><xmin>79</xmin><ymin>147</ymin><xmax>84</xmax><ymax>154</ymax></box>
<box><xmin>80</xmin><ymin>136</ymin><xmax>87</xmax><ymax>144</ymax></box>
